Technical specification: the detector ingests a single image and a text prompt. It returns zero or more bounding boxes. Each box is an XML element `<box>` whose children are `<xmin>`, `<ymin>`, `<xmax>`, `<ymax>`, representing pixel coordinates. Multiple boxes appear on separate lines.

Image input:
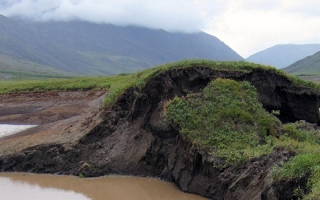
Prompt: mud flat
<box><xmin>0</xmin><ymin>91</ymin><xmax>107</xmax><ymax>156</ymax></box>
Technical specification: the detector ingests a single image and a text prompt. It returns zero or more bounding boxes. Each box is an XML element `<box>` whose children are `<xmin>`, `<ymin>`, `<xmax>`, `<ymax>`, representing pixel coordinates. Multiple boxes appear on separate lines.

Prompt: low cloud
<box><xmin>204</xmin><ymin>0</ymin><xmax>320</xmax><ymax>57</ymax></box>
<box><xmin>0</xmin><ymin>0</ymin><xmax>221</xmax><ymax>32</ymax></box>
<box><xmin>0</xmin><ymin>0</ymin><xmax>320</xmax><ymax>57</ymax></box>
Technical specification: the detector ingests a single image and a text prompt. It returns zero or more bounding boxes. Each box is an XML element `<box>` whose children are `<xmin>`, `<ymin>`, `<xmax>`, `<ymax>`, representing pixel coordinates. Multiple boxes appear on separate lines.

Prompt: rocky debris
<box><xmin>1</xmin><ymin>67</ymin><xmax>320</xmax><ymax>199</ymax></box>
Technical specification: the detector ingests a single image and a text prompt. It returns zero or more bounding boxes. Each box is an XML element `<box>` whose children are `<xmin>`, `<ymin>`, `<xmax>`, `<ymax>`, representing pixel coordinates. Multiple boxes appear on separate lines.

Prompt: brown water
<box><xmin>0</xmin><ymin>173</ymin><xmax>208</xmax><ymax>200</ymax></box>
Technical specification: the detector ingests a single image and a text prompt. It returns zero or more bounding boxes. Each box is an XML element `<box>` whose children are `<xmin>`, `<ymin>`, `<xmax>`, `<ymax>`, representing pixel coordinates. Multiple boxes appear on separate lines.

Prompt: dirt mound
<box><xmin>1</xmin><ymin>67</ymin><xmax>320</xmax><ymax>199</ymax></box>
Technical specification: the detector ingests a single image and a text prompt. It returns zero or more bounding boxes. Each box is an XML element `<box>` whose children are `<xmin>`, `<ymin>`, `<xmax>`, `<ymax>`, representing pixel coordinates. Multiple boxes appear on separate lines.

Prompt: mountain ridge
<box><xmin>283</xmin><ymin>50</ymin><xmax>320</xmax><ymax>75</ymax></box>
<box><xmin>246</xmin><ymin>44</ymin><xmax>320</xmax><ymax>68</ymax></box>
<box><xmin>0</xmin><ymin>15</ymin><xmax>243</xmax><ymax>77</ymax></box>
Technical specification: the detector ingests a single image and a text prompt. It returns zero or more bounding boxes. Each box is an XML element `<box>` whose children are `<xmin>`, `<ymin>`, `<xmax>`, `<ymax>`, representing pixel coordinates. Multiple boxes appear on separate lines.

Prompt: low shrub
<box><xmin>165</xmin><ymin>78</ymin><xmax>279</xmax><ymax>166</ymax></box>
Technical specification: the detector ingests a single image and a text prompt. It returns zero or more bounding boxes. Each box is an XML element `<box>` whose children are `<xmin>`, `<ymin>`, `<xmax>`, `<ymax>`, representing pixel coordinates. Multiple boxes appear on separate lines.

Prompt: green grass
<box><xmin>0</xmin><ymin>54</ymin><xmax>76</xmax><ymax>80</ymax></box>
<box><xmin>284</xmin><ymin>51</ymin><xmax>320</xmax><ymax>76</ymax></box>
<box><xmin>104</xmin><ymin>60</ymin><xmax>320</xmax><ymax>106</ymax></box>
<box><xmin>0</xmin><ymin>76</ymin><xmax>116</xmax><ymax>93</ymax></box>
<box><xmin>162</xmin><ymin>74</ymin><xmax>320</xmax><ymax>198</ymax></box>
<box><xmin>272</xmin><ymin>121</ymin><xmax>320</xmax><ymax>199</ymax></box>
<box><xmin>165</xmin><ymin>78</ymin><xmax>278</xmax><ymax>166</ymax></box>
<box><xmin>1</xmin><ymin>60</ymin><xmax>320</xmax><ymax>107</ymax></box>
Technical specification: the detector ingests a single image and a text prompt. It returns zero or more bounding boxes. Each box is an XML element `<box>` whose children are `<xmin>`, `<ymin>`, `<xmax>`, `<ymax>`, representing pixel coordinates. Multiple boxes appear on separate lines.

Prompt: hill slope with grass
<box><xmin>283</xmin><ymin>51</ymin><xmax>320</xmax><ymax>75</ymax></box>
<box><xmin>1</xmin><ymin>60</ymin><xmax>320</xmax><ymax>199</ymax></box>
<box><xmin>246</xmin><ymin>44</ymin><xmax>320</xmax><ymax>68</ymax></box>
<box><xmin>0</xmin><ymin>14</ymin><xmax>242</xmax><ymax>78</ymax></box>
<box><xmin>0</xmin><ymin>15</ymin><xmax>91</xmax><ymax>77</ymax></box>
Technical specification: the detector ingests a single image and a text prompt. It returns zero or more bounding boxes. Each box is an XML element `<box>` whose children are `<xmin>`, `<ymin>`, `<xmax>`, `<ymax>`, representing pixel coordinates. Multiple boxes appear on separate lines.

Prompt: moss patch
<box><xmin>165</xmin><ymin>78</ymin><xmax>279</xmax><ymax>166</ymax></box>
<box><xmin>163</xmin><ymin>77</ymin><xmax>320</xmax><ymax>198</ymax></box>
<box><xmin>273</xmin><ymin>121</ymin><xmax>320</xmax><ymax>199</ymax></box>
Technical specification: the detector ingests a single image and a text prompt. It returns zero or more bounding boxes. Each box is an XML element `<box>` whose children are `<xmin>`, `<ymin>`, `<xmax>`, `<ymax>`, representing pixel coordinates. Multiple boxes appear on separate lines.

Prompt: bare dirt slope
<box><xmin>0</xmin><ymin>91</ymin><xmax>107</xmax><ymax>156</ymax></box>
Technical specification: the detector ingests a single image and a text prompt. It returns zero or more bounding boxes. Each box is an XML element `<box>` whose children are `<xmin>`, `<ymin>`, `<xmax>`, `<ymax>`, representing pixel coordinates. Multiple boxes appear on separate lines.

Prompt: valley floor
<box><xmin>298</xmin><ymin>75</ymin><xmax>320</xmax><ymax>83</ymax></box>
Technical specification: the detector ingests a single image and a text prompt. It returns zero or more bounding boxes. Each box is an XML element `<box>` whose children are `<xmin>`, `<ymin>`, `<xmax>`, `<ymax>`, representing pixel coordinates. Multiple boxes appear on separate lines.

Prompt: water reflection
<box><xmin>0</xmin><ymin>124</ymin><xmax>36</xmax><ymax>138</ymax></box>
<box><xmin>0</xmin><ymin>173</ymin><xmax>208</xmax><ymax>200</ymax></box>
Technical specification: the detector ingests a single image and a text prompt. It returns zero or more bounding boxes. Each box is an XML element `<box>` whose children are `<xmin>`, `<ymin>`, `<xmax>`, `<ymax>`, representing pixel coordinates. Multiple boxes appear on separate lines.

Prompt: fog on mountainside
<box><xmin>0</xmin><ymin>14</ymin><xmax>242</xmax><ymax>78</ymax></box>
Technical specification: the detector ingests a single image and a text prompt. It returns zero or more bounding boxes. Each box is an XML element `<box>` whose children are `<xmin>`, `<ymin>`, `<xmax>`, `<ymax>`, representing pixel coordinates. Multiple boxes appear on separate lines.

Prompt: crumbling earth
<box><xmin>0</xmin><ymin>67</ymin><xmax>320</xmax><ymax>200</ymax></box>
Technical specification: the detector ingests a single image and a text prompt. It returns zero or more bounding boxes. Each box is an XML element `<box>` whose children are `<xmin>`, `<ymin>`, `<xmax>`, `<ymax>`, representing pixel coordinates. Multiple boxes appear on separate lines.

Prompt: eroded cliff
<box><xmin>1</xmin><ymin>66</ymin><xmax>320</xmax><ymax>200</ymax></box>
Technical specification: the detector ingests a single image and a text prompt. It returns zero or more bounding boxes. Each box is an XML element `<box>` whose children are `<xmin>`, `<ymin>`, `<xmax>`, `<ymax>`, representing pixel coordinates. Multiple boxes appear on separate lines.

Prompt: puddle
<box><xmin>0</xmin><ymin>124</ymin><xmax>36</xmax><ymax>138</ymax></box>
<box><xmin>0</xmin><ymin>173</ymin><xmax>208</xmax><ymax>200</ymax></box>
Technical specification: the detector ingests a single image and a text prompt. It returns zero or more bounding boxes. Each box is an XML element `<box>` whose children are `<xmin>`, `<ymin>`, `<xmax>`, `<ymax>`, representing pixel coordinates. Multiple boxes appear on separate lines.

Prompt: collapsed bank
<box><xmin>1</xmin><ymin>61</ymin><xmax>320</xmax><ymax>200</ymax></box>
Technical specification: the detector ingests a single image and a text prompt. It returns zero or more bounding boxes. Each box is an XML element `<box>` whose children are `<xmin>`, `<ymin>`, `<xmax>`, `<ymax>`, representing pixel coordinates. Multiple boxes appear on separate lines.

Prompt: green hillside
<box><xmin>0</xmin><ymin>15</ymin><xmax>243</xmax><ymax>78</ymax></box>
<box><xmin>0</xmin><ymin>54</ymin><xmax>75</xmax><ymax>80</ymax></box>
<box><xmin>283</xmin><ymin>51</ymin><xmax>320</xmax><ymax>75</ymax></box>
<box><xmin>246</xmin><ymin>44</ymin><xmax>320</xmax><ymax>68</ymax></box>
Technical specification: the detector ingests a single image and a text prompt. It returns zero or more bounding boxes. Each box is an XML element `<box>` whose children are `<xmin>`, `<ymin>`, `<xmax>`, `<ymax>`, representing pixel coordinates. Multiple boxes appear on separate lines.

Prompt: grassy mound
<box><xmin>165</xmin><ymin>78</ymin><xmax>278</xmax><ymax>166</ymax></box>
<box><xmin>165</xmin><ymin>78</ymin><xmax>320</xmax><ymax>198</ymax></box>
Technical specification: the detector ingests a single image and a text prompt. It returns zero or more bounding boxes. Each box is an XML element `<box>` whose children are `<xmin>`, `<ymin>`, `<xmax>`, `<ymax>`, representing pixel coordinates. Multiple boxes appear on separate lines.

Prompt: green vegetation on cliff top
<box><xmin>0</xmin><ymin>60</ymin><xmax>319</xmax><ymax>106</ymax></box>
<box><xmin>165</xmin><ymin>77</ymin><xmax>320</xmax><ymax>199</ymax></box>
<box><xmin>165</xmin><ymin>79</ymin><xmax>278</xmax><ymax>166</ymax></box>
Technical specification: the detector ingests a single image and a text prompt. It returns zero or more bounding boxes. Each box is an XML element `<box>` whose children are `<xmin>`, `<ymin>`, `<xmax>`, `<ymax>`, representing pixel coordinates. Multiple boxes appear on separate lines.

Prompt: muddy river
<box><xmin>0</xmin><ymin>173</ymin><xmax>208</xmax><ymax>200</ymax></box>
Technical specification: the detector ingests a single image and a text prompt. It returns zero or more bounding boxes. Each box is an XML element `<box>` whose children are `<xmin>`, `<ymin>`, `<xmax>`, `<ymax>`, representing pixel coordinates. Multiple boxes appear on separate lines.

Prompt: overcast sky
<box><xmin>0</xmin><ymin>0</ymin><xmax>320</xmax><ymax>57</ymax></box>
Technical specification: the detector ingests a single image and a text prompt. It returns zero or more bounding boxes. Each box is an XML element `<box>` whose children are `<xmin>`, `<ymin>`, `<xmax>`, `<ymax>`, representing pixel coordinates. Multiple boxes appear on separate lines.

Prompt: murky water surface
<box><xmin>0</xmin><ymin>173</ymin><xmax>208</xmax><ymax>200</ymax></box>
<box><xmin>0</xmin><ymin>124</ymin><xmax>36</xmax><ymax>138</ymax></box>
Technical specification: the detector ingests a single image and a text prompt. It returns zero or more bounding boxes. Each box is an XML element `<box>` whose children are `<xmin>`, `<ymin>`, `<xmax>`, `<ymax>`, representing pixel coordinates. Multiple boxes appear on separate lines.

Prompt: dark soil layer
<box><xmin>1</xmin><ymin>67</ymin><xmax>320</xmax><ymax>200</ymax></box>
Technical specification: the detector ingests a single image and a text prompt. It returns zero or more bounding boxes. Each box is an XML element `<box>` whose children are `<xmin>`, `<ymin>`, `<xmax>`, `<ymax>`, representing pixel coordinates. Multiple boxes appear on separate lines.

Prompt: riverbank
<box><xmin>1</xmin><ymin>61</ymin><xmax>320</xmax><ymax>199</ymax></box>
<box><xmin>0</xmin><ymin>90</ymin><xmax>107</xmax><ymax>156</ymax></box>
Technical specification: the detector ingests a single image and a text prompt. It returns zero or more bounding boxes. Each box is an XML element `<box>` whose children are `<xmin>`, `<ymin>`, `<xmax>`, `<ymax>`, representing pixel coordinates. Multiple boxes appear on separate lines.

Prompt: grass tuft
<box><xmin>272</xmin><ymin>121</ymin><xmax>320</xmax><ymax>199</ymax></box>
<box><xmin>165</xmin><ymin>78</ymin><xmax>279</xmax><ymax>166</ymax></box>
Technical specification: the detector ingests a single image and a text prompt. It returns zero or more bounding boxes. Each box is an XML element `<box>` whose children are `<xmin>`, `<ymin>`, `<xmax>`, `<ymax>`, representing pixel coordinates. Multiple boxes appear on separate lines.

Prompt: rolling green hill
<box><xmin>283</xmin><ymin>51</ymin><xmax>320</xmax><ymax>75</ymax></box>
<box><xmin>0</xmin><ymin>54</ymin><xmax>76</xmax><ymax>80</ymax></box>
<box><xmin>0</xmin><ymin>15</ymin><xmax>91</xmax><ymax>76</ymax></box>
<box><xmin>246</xmin><ymin>44</ymin><xmax>320</xmax><ymax>68</ymax></box>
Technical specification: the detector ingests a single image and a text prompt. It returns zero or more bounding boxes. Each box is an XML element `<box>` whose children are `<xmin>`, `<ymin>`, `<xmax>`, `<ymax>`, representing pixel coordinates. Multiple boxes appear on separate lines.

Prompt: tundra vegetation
<box><xmin>165</xmin><ymin>77</ymin><xmax>320</xmax><ymax>199</ymax></box>
<box><xmin>1</xmin><ymin>60</ymin><xmax>320</xmax><ymax>199</ymax></box>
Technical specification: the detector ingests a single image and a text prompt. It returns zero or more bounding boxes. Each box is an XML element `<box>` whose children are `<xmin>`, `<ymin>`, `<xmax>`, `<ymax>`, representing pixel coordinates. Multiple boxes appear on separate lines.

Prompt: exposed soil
<box><xmin>0</xmin><ymin>90</ymin><xmax>107</xmax><ymax>156</ymax></box>
<box><xmin>1</xmin><ymin>67</ymin><xmax>320</xmax><ymax>200</ymax></box>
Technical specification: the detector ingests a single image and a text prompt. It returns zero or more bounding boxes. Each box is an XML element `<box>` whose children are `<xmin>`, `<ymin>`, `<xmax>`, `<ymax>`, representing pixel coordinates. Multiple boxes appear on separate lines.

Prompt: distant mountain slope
<box><xmin>283</xmin><ymin>51</ymin><xmax>320</xmax><ymax>75</ymax></box>
<box><xmin>29</xmin><ymin>21</ymin><xmax>243</xmax><ymax>73</ymax></box>
<box><xmin>0</xmin><ymin>53</ymin><xmax>75</xmax><ymax>80</ymax></box>
<box><xmin>0</xmin><ymin>15</ymin><xmax>92</xmax><ymax>75</ymax></box>
<box><xmin>0</xmin><ymin>15</ymin><xmax>242</xmax><ymax>77</ymax></box>
<box><xmin>246</xmin><ymin>44</ymin><xmax>320</xmax><ymax>68</ymax></box>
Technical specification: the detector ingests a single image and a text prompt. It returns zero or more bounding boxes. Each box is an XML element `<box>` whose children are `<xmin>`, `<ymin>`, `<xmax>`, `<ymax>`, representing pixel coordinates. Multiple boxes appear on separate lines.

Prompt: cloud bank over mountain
<box><xmin>0</xmin><ymin>0</ymin><xmax>222</xmax><ymax>32</ymax></box>
<box><xmin>1</xmin><ymin>0</ymin><xmax>320</xmax><ymax>57</ymax></box>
